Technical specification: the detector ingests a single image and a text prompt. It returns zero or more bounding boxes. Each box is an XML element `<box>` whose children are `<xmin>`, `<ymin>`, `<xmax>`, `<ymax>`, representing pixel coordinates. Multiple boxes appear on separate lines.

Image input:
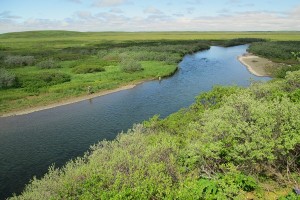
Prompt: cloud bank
<box><xmin>1</xmin><ymin>3</ymin><xmax>300</xmax><ymax>33</ymax></box>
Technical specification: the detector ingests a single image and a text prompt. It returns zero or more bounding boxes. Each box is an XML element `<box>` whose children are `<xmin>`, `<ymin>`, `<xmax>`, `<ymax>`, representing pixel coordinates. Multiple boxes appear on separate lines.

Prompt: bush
<box><xmin>18</xmin><ymin>72</ymin><xmax>71</xmax><ymax>92</ymax></box>
<box><xmin>120</xmin><ymin>59</ymin><xmax>143</xmax><ymax>73</ymax></box>
<box><xmin>38</xmin><ymin>72</ymin><xmax>70</xmax><ymax>84</ymax></box>
<box><xmin>200</xmin><ymin>91</ymin><xmax>300</xmax><ymax>173</ymax></box>
<box><xmin>285</xmin><ymin>70</ymin><xmax>300</xmax><ymax>90</ymax></box>
<box><xmin>72</xmin><ymin>66</ymin><xmax>105</xmax><ymax>74</ymax></box>
<box><xmin>4</xmin><ymin>55</ymin><xmax>35</xmax><ymax>67</ymax></box>
<box><xmin>249</xmin><ymin>41</ymin><xmax>300</xmax><ymax>62</ymax></box>
<box><xmin>51</xmin><ymin>53</ymin><xmax>85</xmax><ymax>61</ymax></box>
<box><xmin>0</xmin><ymin>68</ymin><xmax>16</xmax><ymax>88</ymax></box>
<box><xmin>223</xmin><ymin>38</ymin><xmax>266</xmax><ymax>47</ymax></box>
<box><xmin>37</xmin><ymin>58</ymin><xmax>61</xmax><ymax>69</ymax></box>
<box><xmin>97</xmin><ymin>50</ymin><xmax>108</xmax><ymax>58</ymax></box>
<box><xmin>273</xmin><ymin>65</ymin><xmax>300</xmax><ymax>78</ymax></box>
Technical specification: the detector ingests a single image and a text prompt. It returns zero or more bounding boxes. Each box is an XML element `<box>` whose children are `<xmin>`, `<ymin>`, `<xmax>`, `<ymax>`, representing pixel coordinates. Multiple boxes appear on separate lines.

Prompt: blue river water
<box><xmin>0</xmin><ymin>45</ymin><xmax>270</xmax><ymax>199</ymax></box>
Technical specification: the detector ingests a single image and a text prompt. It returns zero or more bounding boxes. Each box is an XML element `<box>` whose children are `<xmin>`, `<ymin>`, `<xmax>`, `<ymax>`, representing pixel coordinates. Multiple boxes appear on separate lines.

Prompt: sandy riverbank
<box><xmin>238</xmin><ymin>53</ymin><xmax>273</xmax><ymax>77</ymax></box>
<box><xmin>1</xmin><ymin>83</ymin><xmax>140</xmax><ymax>118</ymax></box>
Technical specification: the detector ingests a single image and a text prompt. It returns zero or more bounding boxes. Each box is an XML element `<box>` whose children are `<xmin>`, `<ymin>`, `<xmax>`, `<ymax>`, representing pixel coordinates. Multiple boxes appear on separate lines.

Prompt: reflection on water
<box><xmin>0</xmin><ymin>45</ymin><xmax>270</xmax><ymax>199</ymax></box>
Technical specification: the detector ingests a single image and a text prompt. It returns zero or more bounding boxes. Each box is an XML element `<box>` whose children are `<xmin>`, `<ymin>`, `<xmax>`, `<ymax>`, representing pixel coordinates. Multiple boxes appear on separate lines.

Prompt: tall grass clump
<box><xmin>4</xmin><ymin>55</ymin><xmax>35</xmax><ymax>67</ymax></box>
<box><xmin>0</xmin><ymin>68</ymin><xmax>17</xmax><ymax>88</ymax></box>
<box><xmin>37</xmin><ymin>58</ymin><xmax>61</xmax><ymax>69</ymax></box>
<box><xmin>72</xmin><ymin>66</ymin><xmax>105</xmax><ymax>74</ymax></box>
<box><xmin>18</xmin><ymin>72</ymin><xmax>71</xmax><ymax>92</ymax></box>
<box><xmin>120</xmin><ymin>59</ymin><xmax>143</xmax><ymax>73</ymax></box>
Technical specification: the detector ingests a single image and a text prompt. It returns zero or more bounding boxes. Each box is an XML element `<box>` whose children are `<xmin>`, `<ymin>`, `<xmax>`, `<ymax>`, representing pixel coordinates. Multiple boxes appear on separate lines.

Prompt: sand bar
<box><xmin>238</xmin><ymin>53</ymin><xmax>272</xmax><ymax>77</ymax></box>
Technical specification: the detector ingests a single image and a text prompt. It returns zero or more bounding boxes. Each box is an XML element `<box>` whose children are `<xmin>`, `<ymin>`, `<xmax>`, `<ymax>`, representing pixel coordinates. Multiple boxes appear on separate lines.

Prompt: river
<box><xmin>0</xmin><ymin>45</ymin><xmax>270</xmax><ymax>199</ymax></box>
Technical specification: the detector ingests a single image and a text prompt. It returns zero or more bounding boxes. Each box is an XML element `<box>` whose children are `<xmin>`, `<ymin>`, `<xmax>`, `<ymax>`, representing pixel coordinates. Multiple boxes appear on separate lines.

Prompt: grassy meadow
<box><xmin>1</xmin><ymin>31</ymin><xmax>300</xmax><ymax>115</ymax></box>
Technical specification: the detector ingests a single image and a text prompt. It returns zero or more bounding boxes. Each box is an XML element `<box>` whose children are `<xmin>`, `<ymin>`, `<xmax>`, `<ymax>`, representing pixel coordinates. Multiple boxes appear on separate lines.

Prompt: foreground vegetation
<box><xmin>10</xmin><ymin>68</ymin><xmax>300</xmax><ymax>199</ymax></box>
<box><xmin>0</xmin><ymin>31</ymin><xmax>299</xmax><ymax>115</ymax></box>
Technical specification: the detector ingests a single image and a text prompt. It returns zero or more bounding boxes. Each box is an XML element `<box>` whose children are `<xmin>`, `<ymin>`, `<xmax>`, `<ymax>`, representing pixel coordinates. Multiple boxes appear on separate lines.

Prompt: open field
<box><xmin>0</xmin><ymin>31</ymin><xmax>300</xmax><ymax>55</ymax></box>
<box><xmin>1</xmin><ymin>31</ymin><xmax>300</xmax><ymax>116</ymax></box>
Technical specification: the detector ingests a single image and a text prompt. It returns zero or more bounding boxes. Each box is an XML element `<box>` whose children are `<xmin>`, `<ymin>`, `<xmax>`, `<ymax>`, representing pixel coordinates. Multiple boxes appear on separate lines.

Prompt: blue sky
<box><xmin>1</xmin><ymin>0</ymin><xmax>300</xmax><ymax>33</ymax></box>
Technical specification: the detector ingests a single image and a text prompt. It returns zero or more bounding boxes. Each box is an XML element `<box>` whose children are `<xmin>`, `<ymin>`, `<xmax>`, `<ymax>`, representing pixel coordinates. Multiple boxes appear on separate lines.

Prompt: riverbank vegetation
<box><xmin>249</xmin><ymin>41</ymin><xmax>300</xmax><ymax>78</ymax></box>
<box><xmin>0</xmin><ymin>31</ymin><xmax>274</xmax><ymax>115</ymax></box>
<box><xmin>0</xmin><ymin>36</ymin><xmax>209</xmax><ymax>115</ymax></box>
<box><xmin>10</xmin><ymin>68</ymin><xmax>300</xmax><ymax>199</ymax></box>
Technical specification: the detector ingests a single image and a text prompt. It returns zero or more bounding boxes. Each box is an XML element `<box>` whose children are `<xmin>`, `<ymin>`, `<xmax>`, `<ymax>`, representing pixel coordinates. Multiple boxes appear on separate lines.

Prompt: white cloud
<box><xmin>143</xmin><ymin>7</ymin><xmax>164</xmax><ymax>15</ymax></box>
<box><xmin>173</xmin><ymin>13</ymin><xmax>184</xmax><ymax>17</ymax></box>
<box><xmin>1</xmin><ymin>7</ymin><xmax>300</xmax><ymax>33</ymax></box>
<box><xmin>92</xmin><ymin>0</ymin><xmax>130</xmax><ymax>7</ymax></box>
<box><xmin>67</xmin><ymin>0</ymin><xmax>82</xmax><ymax>3</ymax></box>
<box><xmin>186</xmin><ymin>0</ymin><xmax>203</xmax><ymax>5</ymax></box>
<box><xmin>186</xmin><ymin>7</ymin><xmax>195</xmax><ymax>14</ymax></box>
<box><xmin>110</xmin><ymin>8</ymin><xmax>124</xmax><ymax>14</ymax></box>
<box><xmin>290</xmin><ymin>6</ymin><xmax>300</xmax><ymax>17</ymax></box>
<box><xmin>75</xmin><ymin>11</ymin><xmax>95</xmax><ymax>20</ymax></box>
<box><xmin>0</xmin><ymin>11</ymin><xmax>21</xmax><ymax>19</ymax></box>
<box><xmin>227</xmin><ymin>0</ymin><xmax>241</xmax><ymax>4</ymax></box>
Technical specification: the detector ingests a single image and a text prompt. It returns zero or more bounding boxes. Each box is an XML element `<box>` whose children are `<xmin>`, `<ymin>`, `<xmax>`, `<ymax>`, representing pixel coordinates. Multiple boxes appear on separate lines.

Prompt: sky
<box><xmin>0</xmin><ymin>0</ymin><xmax>300</xmax><ymax>33</ymax></box>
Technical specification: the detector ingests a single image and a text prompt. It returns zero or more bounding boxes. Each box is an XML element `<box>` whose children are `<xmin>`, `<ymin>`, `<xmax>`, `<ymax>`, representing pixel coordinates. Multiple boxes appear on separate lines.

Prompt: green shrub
<box><xmin>278</xmin><ymin>190</ymin><xmax>300</xmax><ymax>200</ymax></box>
<box><xmin>291</xmin><ymin>51</ymin><xmax>300</xmax><ymax>62</ymax></box>
<box><xmin>0</xmin><ymin>68</ymin><xmax>17</xmax><ymax>89</ymax></box>
<box><xmin>72</xmin><ymin>66</ymin><xmax>105</xmax><ymax>74</ymax></box>
<box><xmin>175</xmin><ymin>168</ymin><xmax>257</xmax><ymax>199</ymax></box>
<box><xmin>0</xmin><ymin>52</ymin><xmax>6</xmax><ymax>61</ymax></box>
<box><xmin>200</xmin><ymin>91</ymin><xmax>300</xmax><ymax>172</ymax></box>
<box><xmin>97</xmin><ymin>50</ymin><xmax>108</xmax><ymax>58</ymax></box>
<box><xmin>289</xmin><ymin>89</ymin><xmax>300</xmax><ymax>103</ymax></box>
<box><xmin>51</xmin><ymin>53</ymin><xmax>85</xmax><ymax>61</ymax></box>
<box><xmin>37</xmin><ymin>58</ymin><xmax>61</xmax><ymax>69</ymax></box>
<box><xmin>286</xmin><ymin>70</ymin><xmax>300</xmax><ymax>90</ymax></box>
<box><xmin>249</xmin><ymin>41</ymin><xmax>300</xmax><ymax>62</ymax></box>
<box><xmin>18</xmin><ymin>72</ymin><xmax>71</xmax><ymax>92</ymax></box>
<box><xmin>273</xmin><ymin>65</ymin><xmax>300</xmax><ymax>78</ymax></box>
<box><xmin>224</xmin><ymin>38</ymin><xmax>266</xmax><ymax>47</ymax></box>
<box><xmin>4</xmin><ymin>55</ymin><xmax>35</xmax><ymax>67</ymax></box>
<box><xmin>120</xmin><ymin>59</ymin><xmax>143</xmax><ymax>73</ymax></box>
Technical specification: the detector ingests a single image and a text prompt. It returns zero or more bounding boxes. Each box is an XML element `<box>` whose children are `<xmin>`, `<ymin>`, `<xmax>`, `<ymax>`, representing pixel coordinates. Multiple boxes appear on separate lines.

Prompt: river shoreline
<box><xmin>1</xmin><ymin>83</ymin><xmax>142</xmax><ymax>117</ymax></box>
<box><xmin>238</xmin><ymin>53</ymin><xmax>272</xmax><ymax>77</ymax></box>
<box><xmin>1</xmin><ymin>52</ymin><xmax>270</xmax><ymax>118</ymax></box>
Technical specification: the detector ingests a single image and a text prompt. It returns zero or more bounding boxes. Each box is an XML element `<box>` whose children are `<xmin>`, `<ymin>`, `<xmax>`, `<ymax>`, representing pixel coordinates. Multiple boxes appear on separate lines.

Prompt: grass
<box><xmin>1</xmin><ymin>31</ymin><xmax>300</xmax><ymax>115</ymax></box>
<box><xmin>1</xmin><ymin>31</ymin><xmax>300</xmax><ymax>52</ymax></box>
<box><xmin>0</xmin><ymin>61</ymin><xmax>177</xmax><ymax>114</ymax></box>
